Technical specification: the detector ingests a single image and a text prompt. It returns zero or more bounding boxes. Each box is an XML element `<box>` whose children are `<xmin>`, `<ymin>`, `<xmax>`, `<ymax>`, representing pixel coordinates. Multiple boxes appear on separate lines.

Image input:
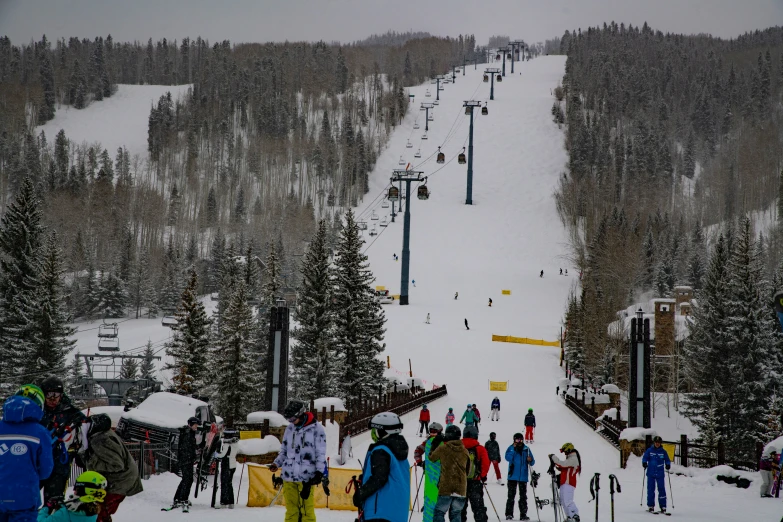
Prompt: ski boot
<box><xmin>648</xmin><ymin>506</ymin><xmax>655</xmax><ymax>513</ymax></box>
<box><xmin>506</xmin><ymin>515</ymin><xmax>514</xmax><ymax>520</ymax></box>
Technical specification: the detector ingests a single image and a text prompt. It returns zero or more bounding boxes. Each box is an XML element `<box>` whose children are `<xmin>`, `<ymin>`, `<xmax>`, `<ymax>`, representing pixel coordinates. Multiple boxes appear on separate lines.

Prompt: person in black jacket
<box><xmin>172</xmin><ymin>417</ymin><xmax>200</xmax><ymax>507</ymax></box>
<box><xmin>485</xmin><ymin>432</ymin><xmax>503</xmax><ymax>485</ymax></box>
<box><xmin>524</xmin><ymin>409</ymin><xmax>536</xmax><ymax>443</ymax></box>
<box><xmin>39</xmin><ymin>375</ymin><xmax>86</xmax><ymax>503</ymax></box>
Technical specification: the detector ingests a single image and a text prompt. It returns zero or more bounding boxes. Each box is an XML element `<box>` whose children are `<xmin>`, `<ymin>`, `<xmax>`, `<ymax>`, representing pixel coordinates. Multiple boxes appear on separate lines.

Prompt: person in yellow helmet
<box><xmin>39</xmin><ymin>470</ymin><xmax>107</xmax><ymax>521</ymax></box>
<box><xmin>550</xmin><ymin>443</ymin><xmax>581</xmax><ymax>522</ymax></box>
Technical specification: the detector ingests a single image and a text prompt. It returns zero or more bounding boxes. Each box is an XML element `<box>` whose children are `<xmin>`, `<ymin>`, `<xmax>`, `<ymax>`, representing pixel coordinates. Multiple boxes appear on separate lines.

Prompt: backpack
<box><xmin>466</xmin><ymin>446</ymin><xmax>481</xmax><ymax>480</ymax></box>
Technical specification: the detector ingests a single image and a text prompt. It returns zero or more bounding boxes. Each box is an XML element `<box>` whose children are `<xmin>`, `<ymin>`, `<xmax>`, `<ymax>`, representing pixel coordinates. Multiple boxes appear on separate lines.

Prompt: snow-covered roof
<box><xmin>120</xmin><ymin>392</ymin><xmax>208</xmax><ymax>429</ymax></box>
<box><xmin>83</xmin><ymin>406</ymin><xmax>126</xmax><ymax>427</ymax></box>
<box><xmin>607</xmin><ymin>300</ymin><xmax>690</xmax><ymax>341</ymax></box>
<box><xmin>246</xmin><ymin>411</ymin><xmax>288</xmax><ymax>426</ymax></box>
<box><xmin>601</xmin><ymin>384</ymin><xmax>621</xmax><ymax>394</ymax></box>
<box><xmin>619</xmin><ymin>427</ymin><xmax>657</xmax><ymax>441</ymax></box>
<box><xmin>313</xmin><ymin>397</ymin><xmax>347</xmax><ymax>412</ymax></box>
<box><xmin>673</xmin><ymin>286</ymin><xmax>693</xmax><ymax>291</ymax></box>
<box><xmin>651</xmin><ymin>298</ymin><xmax>677</xmax><ymax>304</ymax></box>
<box><xmin>237</xmin><ymin>435</ymin><xmax>281</xmax><ymax>455</ymax></box>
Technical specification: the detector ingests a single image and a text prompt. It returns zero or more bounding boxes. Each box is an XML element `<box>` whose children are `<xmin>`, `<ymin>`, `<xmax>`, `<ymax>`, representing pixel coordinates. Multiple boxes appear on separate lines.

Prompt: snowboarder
<box><xmin>524</xmin><ymin>408</ymin><xmax>536</xmax><ymax>442</ymax></box>
<box><xmin>455</xmin><ymin>292</ymin><xmax>459</xmax><ymax>300</ymax></box>
<box><xmin>488</xmin><ymin>298</ymin><xmax>492</xmax><ymax>307</ymax></box>
<box><xmin>0</xmin><ymin>385</ymin><xmax>54</xmax><ymax>522</ymax></box>
<box><xmin>460</xmin><ymin>405</ymin><xmax>476</xmax><ymax>428</ymax></box>
<box><xmin>419</xmin><ymin>405</ymin><xmax>431</xmax><ymax>436</ymax></box>
<box><xmin>486</xmin><ymin>432</ymin><xmax>503</xmax><ymax>485</ymax></box>
<box><xmin>642</xmin><ymin>436</ymin><xmax>671</xmax><ymax>513</ymax></box>
<box><xmin>465</xmin><ymin>319</ymin><xmax>470</xmax><ymax>330</ymax></box>
<box><xmin>551</xmin><ymin>443</ymin><xmax>581</xmax><ymax>521</ymax></box>
<box><xmin>505</xmin><ymin>433</ymin><xmax>535</xmax><ymax>520</ymax></box>
<box><xmin>429</xmin><ymin>425</ymin><xmax>469</xmax><ymax>522</ymax></box>
<box><xmin>38</xmin><ymin>471</ymin><xmax>107</xmax><ymax>522</ymax></box>
<box><xmin>760</xmin><ymin>448</ymin><xmax>780</xmax><ymax>497</ymax></box>
<box><xmin>353</xmin><ymin>412</ymin><xmax>410</xmax><ymax>522</ymax></box>
<box><xmin>414</xmin><ymin>422</ymin><xmax>444</xmax><ymax>522</ymax></box>
<box><xmin>539</xmin><ymin>270</ymin><xmax>544</xmax><ymax>278</ymax></box>
<box><xmin>461</xmin><ymin>426</ymin><xmax>489</xmax><ymax>522</ymax></box>
<box><xmin>426</xmin><ymin>313</ymin><xmax>431</xmax><ymax>324</ymax></box>
<box><xmin>214</xmin><ymin>429</ymin><xmax>240</xmax><ymax>508</ymax></box>
<box><xmin>79</xmin><ymin>413</ymin><xmax>143</xmax><ymax>522</ymax></box>
<box><xmin>560</xmin><ymin>268</ymin><xmax>563</xmax><ymax>275</ymax></box>
<box><xmin>39</xmin><ymin>375</ymin><xmax>86</xmax><ymax>503</ymax></box>
<box><xmin>269</xmin><ymin>400</ymin><xmax>327</xmax><ymax>522</ymax></box>
<box><xmin>445</xmin><ymin>408</ymin><xmax>456</xmax><ymax>426</ymax></box>
<box><xmin>171</xmin><ymin>417</ymin><xmax>200</xmax><ymax>508</ymax></box>
<box><xmin>490</xmin><ymin>397</ymin><xmax>500</xmax><ymax>421</ymax></box>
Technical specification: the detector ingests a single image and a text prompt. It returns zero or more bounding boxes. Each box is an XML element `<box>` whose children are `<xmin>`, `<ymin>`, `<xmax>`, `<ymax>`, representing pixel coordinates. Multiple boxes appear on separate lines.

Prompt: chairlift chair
<box><xmin>417</xmin><ymin>185</ymin><xmax>430</xmax><ymax>200</ymax></box>
<box><xmin>414</xmin><ymin>148</ymin><xmax>421</xmax><ymax>158</ymax></box>
<box><xmin>406</xmin><ymin>140</ymin><xmax>413</xmax><ymax>148</ymax></box>
<box><xmin>414</xmin><ymin>122</ymin><xmax>420</xmax><ymax>129</ymax></box>
<box><xmin>421</xmin><ymin>133</ymin><xmax>428</xmax><ymax>140</ymax></box>
<box><xmin>482</xmin><ymin>103</ymin><xmax>488</xmax><ymax>116</ymax></box>
<box><xmin>483</xmin><ymin>74</ymin><xmax>489</xmax><ymax>83</ymax></box>
<box><xmin>398</xmin><ymin>155</ymin><xmax>405</xmax><ymax>165</ymax></box>
<box><xmin>369</xmin><ymin>225</ymin><xmax>378</xmax><ymax>236</ymax></box>
<box><xmin>388</xmin><ymin>186</ymin><xmax>400</xmax><ymax>201</ymax></box>
<box><xmin>496</xmin><ymin>75</ymin><xmax>502</xmax><ymax>82</ymax></box>
<box><xmin>382</xmin><ymin>200</ymin><xmax>390</xmax><ymax>208</ymax></box>
<box><xmin>495</xmin><ymin>53</ymin><xmax>501</xmax><ymax>60</ymax></box>
<box><xmin>98</xmin><ymin>336</ymin><xmax>120</xmax><ymax>352</ymax></box>
<box><xmin>436</xmin><ymin>147</ymin><xmax>445</xmax><ymax>164</ymax></box>
<box><xmin>458</xmin><ymin>147</ymin><xmax>466</xmax><ymax>165</ymax></box>
<box><xmin>371</xmin><ymin>210</ymin><xmax>379</xmax><ymax>220</ymax></box>
<box><xmin>161</xmin><ymin>310</ymin><xmax>178</xmax><ymax>328</ymax></box>
<box><xmin>507</xmin><ymin>53</ymin><xmax>512</xmax><ymax>59</ymax></box>
<box><xmin>380</xmin><ymin>217</ymin><xmax>388</xmax><ymax>227</ymax></box>
<box><xmin>425</xmin><ymin>89</ymin><xmax>431</xmax><ymax>97</ymax></box>
<box><xmin>98</xmin><ymin>322</ymin><xmax>118</xmax><ymax>338</ymax></box>
<box><xmin>433</xmin><ymin>100</ymin><xmax>439</xmax><ymax>105</ymax></box>
<box><xmin>358</xmin><ymin>221</ymin><xmax>368</xmax><ymax>230</ymax></box>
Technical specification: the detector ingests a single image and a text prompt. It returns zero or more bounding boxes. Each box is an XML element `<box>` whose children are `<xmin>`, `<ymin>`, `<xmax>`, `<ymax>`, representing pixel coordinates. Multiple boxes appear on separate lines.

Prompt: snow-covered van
<box><xmin>375</xmin><ymin>289</ymin><xmax>394</xmax><ymax>304</ymax></box>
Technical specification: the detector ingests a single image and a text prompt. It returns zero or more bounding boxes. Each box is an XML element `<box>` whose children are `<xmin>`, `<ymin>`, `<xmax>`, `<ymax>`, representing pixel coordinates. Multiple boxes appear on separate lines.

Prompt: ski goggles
<box><xmin>46</xmin><ymin>392</ymin><xmax>63</xmax><ymax>399</ymax></box>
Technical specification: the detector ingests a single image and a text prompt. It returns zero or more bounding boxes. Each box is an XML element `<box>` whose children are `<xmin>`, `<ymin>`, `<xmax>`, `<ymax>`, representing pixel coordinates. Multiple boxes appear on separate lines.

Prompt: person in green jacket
<box><xmin>416</xmin><ymin>423</ymin><xmax>444</xmax><ymax>522</ymax></box>
<box><xmin>460</xmin><ymin>405</ymin><xmax>477</xmax><ymax>427</ymax></box>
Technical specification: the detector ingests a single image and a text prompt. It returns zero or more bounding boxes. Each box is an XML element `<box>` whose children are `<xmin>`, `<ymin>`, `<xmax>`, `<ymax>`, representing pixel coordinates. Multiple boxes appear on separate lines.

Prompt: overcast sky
<box><xmin>1</xmin><ymin>0</ymin><xmax>781</xmax><ymax>46</ymax></box>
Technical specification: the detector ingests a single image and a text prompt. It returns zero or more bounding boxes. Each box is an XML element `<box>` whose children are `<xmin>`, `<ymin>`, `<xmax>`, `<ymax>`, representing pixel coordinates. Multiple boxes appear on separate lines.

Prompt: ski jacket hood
<box><xmin>429</xmin><ymin>439</ymin><xmax>468</xmax><ymax>497</ymax></box>
<box><xmin>505</xmin><ymin>443</ymin><xmax>535</xmax><ymax>482</ymax></box>
<box><xmin>274</xmin><ymin>417</ymin><xmax>327</xmax><ymax>483</ymax></box>
<box><xmin>84</xmin><ymin>428</ymin><xmax>143</xmax><ymax>497</ymax></box>
<box><xmin>0</xmin><ymin>396</ymin><xmax>54</xmax><ymax>513</ymax></box>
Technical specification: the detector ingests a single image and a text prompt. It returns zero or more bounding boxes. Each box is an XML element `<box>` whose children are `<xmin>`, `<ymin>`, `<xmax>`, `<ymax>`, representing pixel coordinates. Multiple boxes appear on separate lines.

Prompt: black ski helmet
<box><xmin>40</xmin><ymin>376</ymin><xmax>64</xmax><ymax>394</ymax></box>
<box><xmin>282</xmin><ymin>399</ymin><xmax>307</xmax><ymax>420</ymax></box>
<box><xmin>490</xmin><ymin>432</ymin><xmax>497</xmax><ymax>440</ymax></box>
<box><xmin>653</xmin><ymin>435</ymin><xmax>663</xmax><ymax>443</ymax></box>
<box><xmin>187</xmin><ymin>416</ymin><xmax>200</xmax><ymax>426</ymax></box>
<box><xmin>513</xmin><ymin>432</ymin><xmax>524</xmax><ymax>441</ymax></box>
<box><xmin>445</xmin><ymin>425</ymin><xmax>462</xmax><ymax>441</ymax></box>
<box><xmin>463</xmin><ymin>425</ymin><xmax>479</xmax><ymax>440</ymax></box>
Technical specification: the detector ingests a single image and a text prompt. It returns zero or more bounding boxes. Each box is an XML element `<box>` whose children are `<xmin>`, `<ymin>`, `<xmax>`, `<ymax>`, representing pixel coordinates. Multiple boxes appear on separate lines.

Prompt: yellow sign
<box><xmin>663</xmin><ymin>443</ymin><xmax>676</xmax><ymax>462</ymax></box>
<box><xmin>240</xmin><ymin>431</ymin><xmax>261</xmax><ymax>439</ymax></box>
<box><xmin>492</xmin><ymin>335</ymin><xmax>560</xmax><ymax>347</ymax></box>
<box><xmin>375</xmin><ymin>286</ymin><xmax>386</xmax><ymax>291</ymax></box>
<box><xmin>489</xmin><ymin>381</ymin><xmax>508</xmax><ymax>391</ymax></box>
<box><xmin>501</xmin><ymin>290</ymin><xmax>511</xmax><ymax>295</ymax></box>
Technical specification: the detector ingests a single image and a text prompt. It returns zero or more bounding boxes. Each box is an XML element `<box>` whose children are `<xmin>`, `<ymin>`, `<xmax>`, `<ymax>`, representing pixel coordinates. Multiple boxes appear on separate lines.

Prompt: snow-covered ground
<box><xmin>83</xmin><ymin>59</ymin><xmax>775</xmax><ymax>521</ymax></box>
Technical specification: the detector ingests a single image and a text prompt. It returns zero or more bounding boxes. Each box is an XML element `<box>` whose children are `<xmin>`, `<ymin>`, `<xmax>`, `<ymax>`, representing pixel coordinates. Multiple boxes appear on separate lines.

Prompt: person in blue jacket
<box><xmin>0</xmin><ymin>385</ymin><xmax>54</xmax><ymax>522</ymax></box>
<box><xmin>504</xmin><ymin>433</ymin><xmax>535</xmax><ymax>520</ymax></box>
<box><xmin>353</xmin><ymin>412</ymin><xmax>410</xmax><ymax>522</ymax></box>
<box><xmin>490</xmin><ymin>397</ymin><xmax>500</xmax><ymax>421</ymax></box>
<box><xmin>642</xmin><ymin>436</ymin><xmax>671</xmax><ymax>514</ymax></box>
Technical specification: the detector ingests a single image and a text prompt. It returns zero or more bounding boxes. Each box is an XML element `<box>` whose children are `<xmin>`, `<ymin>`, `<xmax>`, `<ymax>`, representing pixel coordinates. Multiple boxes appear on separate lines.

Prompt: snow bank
<box><xmin>237</xmin><ymin>435</ymin><xmax>281</xmax><ymax>456</ymax></box>
<box><xmin>246</xmin><ymin>411</ymin><xmax>288</xmax><ymax>427</ymax></box>
<box><xmin>407</xmin><ymin>377</ymin><xmax>425</xmax><ymax>389</ymax></box>
<box><xmin>764</xmin><ymin>436</ymin><xmax>783</xmax><ymax>456</ymax></box>
<box><xmin>314</xmin><ymin>397</ymin><xmax>347</xmax><ymax>412</ymax></box>
<box><xmin>601</xmin><ymin>384</ymin><xmax>621</xmax><ymax>394</ymax></box>
<box><xmin>556</xmin><ymin>377</ymin><xmax>570</xmax><ymax>389</ymax></box>
<box><xmin>121</xmin><ymin>392</ymin><xmax>207</xmax><ymax>429</ymax></box>
<box><xmin>619</xmin><ymin>427</ymin><xmax>657</xmax><ymax>441</ymax></box>
<box><xmin>570</xmin><ymin>378</ymin><xmax>582</xmax><ymax>387</ymax></box>
<box><xmin>564</xmin><ymin>387</ymin><xmax>610</xmax><ymax>404</ymax></box>
<box><xmin>83</xmin><ymin>406</ymin><xmax>126</xmax><ymax>427</ymax></box>
<box><xmin>323</xmin><ymin>418</ymin><xmax>340</xmax><ymax>459</ymax></box>
<box><xmin>600</xmin><ymin>408</ymin><xmax>618</xmax><ymax>420</ymax></box>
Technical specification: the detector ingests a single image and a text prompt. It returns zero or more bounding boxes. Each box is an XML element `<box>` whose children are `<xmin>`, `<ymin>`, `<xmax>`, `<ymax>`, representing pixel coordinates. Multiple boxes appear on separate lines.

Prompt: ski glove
<box><xmin>301</xmin><ymin>483</ymin><xmax>312</xmax><ymax>500</ymax></box>
<box><xmin>309</xmin><ymin>471</ymin><xmax>323</xmax><ymax>486</ymax></box>
<box><xmin>642</xmin><ymin>463</ymin><xmax>647</xmax><ymax>469</ymax></box>
<box><xmin>665</xmin><ymin>465</ymin><xmax>670</xmax><ymax>470</ymax></box>
<box><xmin>268</xmin><ymin>463</ymin><xmax>279</xmax><ymax>473</ymax></box>
<box><xmin>353</xmin><ymin>487</ymin><xmax>363</xmax><ymax>508</ymax></box>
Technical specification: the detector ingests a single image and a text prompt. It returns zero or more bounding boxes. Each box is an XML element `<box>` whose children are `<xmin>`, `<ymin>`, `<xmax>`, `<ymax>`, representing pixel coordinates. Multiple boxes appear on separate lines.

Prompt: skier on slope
<box><xmin>759</xmin><ymin>448</ymin><xmax>780</xmax><ymax>497</ymax></box>
<box><xmin>550</xmin><ymin>443</ymin><xmax>581</xmax><ymax>522</ymax></box>
<box><xmin>490</xmin><ymin>397</ymin><xmax>500</xmax><ymax>421</ymax></box>
<box><xmin>488</xmin><ymin>298</ymin><xmax>492</xmax><ymax>307</ymax></box>
<box><xmin>353</xmin><ymin>413</ymin><xmax>410</xmax><ymax>522</ymax></box>
<box><xmin>460</xmin><ymin>426</ymin><xmax>489</xmax><ymax>522</ymax></box>
<box><xmin>642</xmin><ymin>435</ymin><xmax>671</xmax><ymax>514</ymax></box>
<box><xmin>465</xmin><ymin>319</ymin><xmax>470</xmax><ymax>330</ymax></box>
<box><xmin>455</xmin><ymin>292</ymin><xmax>459</xmax><ymax>300</ymax></box>
<box><xmin>414</xmin><ymin>422</ymin><xmax>444</xmax><ymax>522</ymax></box>
<box><xmin>505</xmin><ymin>433</ymin><xmax>535</xmax><ymax>520</ymax></box>
<box><xmin>445</xmin><ymin>408</ymin><xmax>456</xmax><ymax>426</ymax></box>
<box><xmin>270</xmin><ymin>400</ymin><xmax>327</xmax><ymax>522</ymax></box>
<box><xmin>524</xmin><ymin>408</ymin><xmax>536</xmax><ymax>442</ymax></box>
<box><xmin>485</xmin><ymin>432</ymin><xmax>503</xmax><ymax>485</ymax></box>
<box><xmin>418</xmin><ymin>405</ymin><xmax>431</xmax><ymax>436</ymax></box>
<box><xmin>539</xmin><ymin>270</ymin><xmax>544</xmax><ymax>278</ymax></box>
<box><xmin>426</xmin><ymin>313</ymin><xmax>431</xmax><ymax>324</ymax></box>
<box><xmin>460</xmin><ymin>405</ymin><xmax>476</xmax><ymax>428</ymax></box>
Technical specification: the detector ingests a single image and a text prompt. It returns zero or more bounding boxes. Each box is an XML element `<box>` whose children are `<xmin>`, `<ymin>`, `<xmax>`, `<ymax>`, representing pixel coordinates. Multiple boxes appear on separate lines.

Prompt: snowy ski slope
<box><xmin>103</xmin><ymin>58</ymin><xmax>776</xmax><ymax>521</ymax></box>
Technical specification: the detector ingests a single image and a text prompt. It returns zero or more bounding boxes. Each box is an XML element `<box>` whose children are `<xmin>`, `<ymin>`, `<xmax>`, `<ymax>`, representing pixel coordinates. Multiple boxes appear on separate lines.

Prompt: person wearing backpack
<box><xmin>505</xmin><ymin>433</ymin><xmax>535</xmax><ymax>520</ymax></box>
<box><xmin>429</xmin><ymin>425</ymin><xmax>469</xmax><ymax>522</ymax></box>
<box><xmin>460</xmin><ymin>426</ymin><xmax>489</xmax><ymax>522</ymax></box>
<box><xmin>485</xmin><ymin>432</ymin><xmax>503</xmax><ymax>485</ymax></box>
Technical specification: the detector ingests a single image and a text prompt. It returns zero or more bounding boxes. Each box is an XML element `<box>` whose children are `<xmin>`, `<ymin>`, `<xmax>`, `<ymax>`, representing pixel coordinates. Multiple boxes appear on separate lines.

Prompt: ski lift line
<box><xmin>431</xmin><ymin>74</ymin><xmax>484</xmax><ymax>151</ymax></box>
<box><xmin>361</xmin><ymin>211</ymin><xmax>393</xmax><ymax>254</ymax></box>
<box><xmin>75</xmin><ymin>316</ymin><xmax>135</xmax><ymax>333</ymax></box>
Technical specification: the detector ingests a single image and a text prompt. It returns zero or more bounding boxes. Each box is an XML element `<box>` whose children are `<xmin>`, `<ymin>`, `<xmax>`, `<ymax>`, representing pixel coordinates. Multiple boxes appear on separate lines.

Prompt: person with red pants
<box><xmin>485</xmin><ymin>432</ymin><xmax>504</xmax><ymax>485</ymax></box>
<box><xmin>524</xmin><ymin>409</ymin><xmax>536</xmax><ymax>442</ymax></box>
<box><xmin>418</xmin><ymin>404</ymin><xmax>431</xmax><ymax>436</ymax></box>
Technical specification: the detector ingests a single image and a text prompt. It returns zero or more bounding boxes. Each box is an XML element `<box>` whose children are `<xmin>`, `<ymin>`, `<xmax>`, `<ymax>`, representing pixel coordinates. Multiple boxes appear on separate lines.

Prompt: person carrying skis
<box><xmin>505</xmin><ymin>433</ymin><xmax>535</xmax><ymax>520</ymax></box>
<box><xmin>270</xmin><ymin>400</ymin><xmax>327</xmax><ymax>522</ymax></box>
<box><xmin>0</xmin><ymin>385</ymin><xmax>53</xmax><ymax>522</ymax></box>
<box><xmin>524</xmin><ymin>408</ymin><xmax>536</xmax><ymax>442</ymax></box>
<box><xmin>445</xmin><ymin>408</ymin><xmax>456</xmax><ymax>426</ymax></box>
<box><xmin>419</xmin><ymin>405</ymin><xmax>431</xmax><ymax>436</ymax></box>
<box><xmin>414</xmin><ymin>423</ymin><xmax>444</xmax><ymax>522</ymax></box>
<box><xmin>461</xmin><ymin>426</ymin><xmax>489</xmax><ymax>522</ymax></box>
<box><xmin>485</xmin><ymin>432</ymin><xmax>503</xmax><ymax>485</ymax></box>
<box><xmin>171</xmin><ymin>416</ymin><xmax>200</xmax><ymax>509</ymax></box>
<box><xmin>214</xmin><ymin>429</ymin><xmax>240</xmax><ymax>508</ymax></box>
<box><xmin>550</xmin><ymin>442</ymin><xmax>581</xmax><ymax>522</ymax></box>
<box><xmin>39</xmin><ymin>376</ymin><xmax>86</xmax><ymax>503</ymax></box>
<box><xmin>642</xmin><ymin>435</ymin><xmax>671</xmax><ymax>513</ymax></box>
<box><xmin>429</xmin><ymin>425</ymin><xmax>469</xmax><ymax>522</ymax></box>
<box><xmin>78</xmin><ymin>413</ymin><xmax>142</xmax><ymax>522</ymax></box>
<box><xmin>38</xmin><ymin>471</ymin><xmax>107</xmax><ymax>522</ymax></box>
<box><xmin>460</xmin><ymin>405</ymin><xmax>476</xmax><ymax>427</ymax></box>
<box><xmin>759</xmin><ymin>448</ymin><xmax>780</xmax><ymax>497</ymax></box>
<box><xmin>490</xmin><ymin>397</ymin><xmax>500</xmax><ymax>422</ymax></box>
<box><xmin>352</xmin><ymin>412</ymin><xmax>410</xmax><ymax>522</ymax></box>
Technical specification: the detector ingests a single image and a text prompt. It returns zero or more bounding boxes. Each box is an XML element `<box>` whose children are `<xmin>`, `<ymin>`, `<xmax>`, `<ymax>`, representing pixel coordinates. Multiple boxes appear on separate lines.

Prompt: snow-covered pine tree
<box><xmin>25</xmin><ymin>231</ymin><xmax>76</xmax><ymax>380</ymax></box>
<box><xmin>262</xmin><ymin>243</ymin><xmax>281</xmax><ymax>305</ymax></box>
<box><xmin>165</xmin><ymin>270</ymin><xmax>212</xmax><ymax>392</ymax></box>
<box><xmin>139</xmin><ymin>340</ymin><xmax>156</xmax><ymax>380</ymax></box>
<box><xmin>99</xmin><ymin>270</ymin><xmax>128</xmax><ymax>318</ymax></box>
<box><xmin>157</xmin><ymin>237</ymin><xmax>182</xmax><ymax>312</ymax></box>
<box><xmin>212</xmin><ymin>282</ymin><xmax>261</xmax><ymax>426</ymax></box>
<box><xmin>563</xmin><ymin>291</ymin><xmax>585</xmax><ymax>375</ymax></box>
<box><xmin>120</xmin><ymin>357</ymin><xmax>139</xmax><ymax>379</ymax></box>
<box><xmin>332</xmin><ymin>209</ymin><xmax>386</xmax><ymax>404</ymax></box>
<box><xmin>244</xmin><ymin>245</ymin><xmax>260</xmax><ymax>303</ymax></box>
<box><xmin>764</xmin><ymin>393</ymin><xmax>783</xmax><ymax>442</ymax></box>
<box><xmin>291</xmin><ymin>220</ymin><xmax>338</xmax><ymax>400</ymax></box>
<box><xmin>696</xmin><ymin>395</ymin><xmax>720</xmax><ymax>465</ymax></box>
<box><xmin>0</xmin><ymin>177</ymin><xmax>45</xmax><ymax>383</ymax></box>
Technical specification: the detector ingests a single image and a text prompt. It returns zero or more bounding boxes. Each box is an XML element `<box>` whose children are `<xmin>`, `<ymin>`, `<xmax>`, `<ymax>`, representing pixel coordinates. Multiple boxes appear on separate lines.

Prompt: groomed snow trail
<box><xmin>107</xmin><ymin>59</ymin><xmax>776</xmax><ymax>522</ymax></box>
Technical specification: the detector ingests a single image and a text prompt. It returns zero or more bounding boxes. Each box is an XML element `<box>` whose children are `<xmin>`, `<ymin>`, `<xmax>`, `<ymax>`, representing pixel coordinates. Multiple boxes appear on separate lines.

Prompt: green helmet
<box><xmin>528</xmin><ymin>408</ymin><xmax>533</xmax><ymax>413</ymax></box>
<box><xmin>73</xmin><ymin>471</ymin><xmax>107</xmax><ymax>503</ymax></box>
<box><xmin>16</xmin><ymin>384</ymin><xmax>45</xmax><ymax>409</ymax></box>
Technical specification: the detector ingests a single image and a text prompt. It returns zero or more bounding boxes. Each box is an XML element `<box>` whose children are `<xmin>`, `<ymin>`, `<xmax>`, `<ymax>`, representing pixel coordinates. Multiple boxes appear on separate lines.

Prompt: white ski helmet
<box><xmin>369</xmin><ymin>412</ymin><xmax>403</xmax><ymax>440</ymax></box>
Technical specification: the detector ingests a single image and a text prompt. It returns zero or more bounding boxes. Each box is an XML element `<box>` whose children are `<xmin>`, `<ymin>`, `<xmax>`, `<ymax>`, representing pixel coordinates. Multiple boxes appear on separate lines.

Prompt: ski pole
<box><xmin>640</xmin><ymin>470</ymin><xmax>646</xmax><ymax>506</ymax></box>
<box><xmin>483</xmin><ymin>482</ymin><xmax>502</xmax><ymax>522</ymax></box>
<box><xmin>413</xmin><ymin>465</ymin><xmax>420</xmax><ymax>512</ymax></box>
<box><xmin>588</xmin><ymin>473</ymin><xmax>599</xmax><ymax>522</ymax></box>
<box><xmin>408</xmin><ymin>472</ymin><xmax>425</xmax><ymax>522</ymax></box>
<box><xmin>237</xmin><ymin>462</ymin><xmax>245</xmax><ymax>502</ymax></box>
<box><xmin>667</xmin><ymin>470</ymin><xmax>674</xmax><ymax>509</ymax></box>
<box><xmin>608</xmin><ymin>474</ymin><xmax>621</xmax><ymax>522</ymax></box>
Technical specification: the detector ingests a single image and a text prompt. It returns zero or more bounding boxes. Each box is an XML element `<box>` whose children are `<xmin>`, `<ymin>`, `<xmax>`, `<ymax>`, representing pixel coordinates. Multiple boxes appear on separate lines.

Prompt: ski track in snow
<box><xmin>80</xmin><ymin>58</ymin><xmax>774</xmax><ymax>522</ymax></box>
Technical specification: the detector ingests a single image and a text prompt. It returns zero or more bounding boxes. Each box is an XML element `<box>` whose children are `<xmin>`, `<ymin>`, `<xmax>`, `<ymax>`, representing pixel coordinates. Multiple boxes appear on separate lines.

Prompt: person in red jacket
<box><xmin>418</xmin><ymin>405</ymin><xmax>431</xmax><ymax>436</ymax></box>
<box><xmin>461</xmin><ymin>425</ymin><xmax>490</xmax><ymax>522</ymax></box>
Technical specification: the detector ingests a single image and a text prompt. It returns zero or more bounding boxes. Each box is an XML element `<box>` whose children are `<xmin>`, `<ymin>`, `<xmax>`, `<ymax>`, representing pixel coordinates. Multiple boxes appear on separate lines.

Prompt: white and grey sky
<box><xmin>0</xmin><ymin>0</ymin><xmax>781</xmax><ymax>46</ymax></box>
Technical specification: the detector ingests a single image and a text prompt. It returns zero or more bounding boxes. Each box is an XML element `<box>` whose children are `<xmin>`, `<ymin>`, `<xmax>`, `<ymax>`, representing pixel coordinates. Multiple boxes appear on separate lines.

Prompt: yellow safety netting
<box><xmin>247</xmin><ymin>464</ymin><xmax>361</xmax><ymax>510</ymax></box>
<box><xmin>501</xmin><ymin>290</ymin><xmax>511</xmax><ymax>295</ymax></box>
<box><xmin>491</xmin><ymin>335</ymin><xmax>560</xmax><ymax>347</ymax></box>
